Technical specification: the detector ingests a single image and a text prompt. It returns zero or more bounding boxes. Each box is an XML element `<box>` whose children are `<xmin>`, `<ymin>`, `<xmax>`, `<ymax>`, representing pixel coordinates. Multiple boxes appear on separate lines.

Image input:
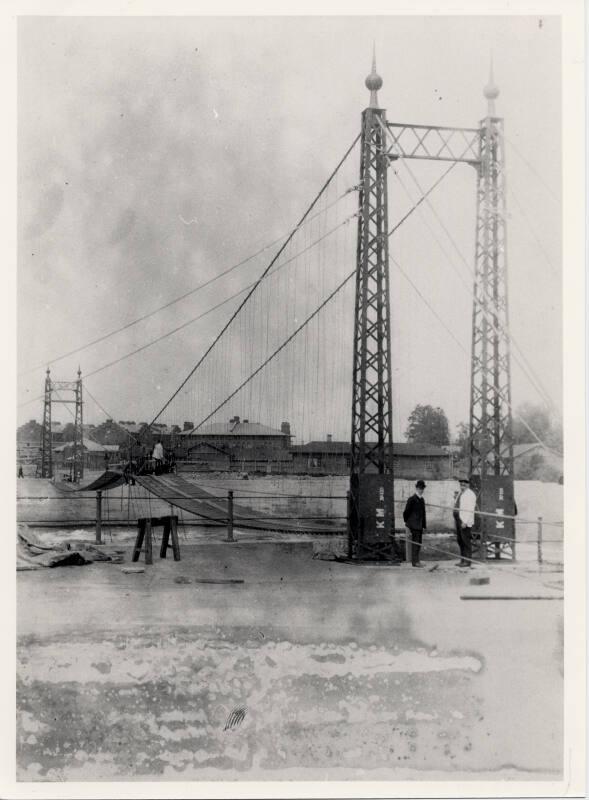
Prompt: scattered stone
<box><xmin>91</xmin><ymin>661</ymin><xmax>112</xmax><ymax>674</ymax></box>
<box><xmin>174</xmin><ymin>576</ymin><xmax>191</xmax><ymax>584</ymax></box>
<box><xmin>470</xmin><ymin>576</ymin><xmax>490</xmax><ymax>586</ymax></box>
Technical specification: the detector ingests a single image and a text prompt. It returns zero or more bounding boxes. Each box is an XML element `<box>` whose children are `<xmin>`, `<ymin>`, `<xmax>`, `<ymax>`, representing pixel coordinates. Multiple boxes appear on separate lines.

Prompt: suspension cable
<box><xmin>83</xmin><ymin>386</ymin><xmax>144</xmax><ymax>449</ymax></box>
<box><xmin>395</xmin><ymin>158</ymin><xmax>560</xmax><ymax>416</ymax></box>
<box><xmin>191</xmin><ymin>163</ymin><xmax>460</xmax><ymax>432</ymax></box>
<box><xmin>192</xmin><ymin>269</ymin><xmax>356</xmax><ymax>431</ymax></box>
<box><xmin>18</xmin><ymin>185</ymin><xmax>353</xmax><ymax>378</ymax></box>
<box><xmin>18</xmin><ymin>209</ymin><xmax>356</xmax><ymax>409</ymax></box>
<box><xmin>391</xmin><ymin>254</ymin><xmax>558</xmax><ymax>451</ymax></box>
<box><xmin>503</xmin><ymin>133</ymin><xmax>560</xmax><ymax>204</ymax></box>
<box><xmin>506</xmin><ymin>184</ymin><xmax>560</xmax><ymax>279</ymax></box>
<box><xmin>377</xmin><ymin>115</ymin><xmax>560</xmax><ymax>415</ymax></box>
<box><xmin>142</xmin><ymin>133</ymin><xmax>361</xmax><ymax>438</ymax></box>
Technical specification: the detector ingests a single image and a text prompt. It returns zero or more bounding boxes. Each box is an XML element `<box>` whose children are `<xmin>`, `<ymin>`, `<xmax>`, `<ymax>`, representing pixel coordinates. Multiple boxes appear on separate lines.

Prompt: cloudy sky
<box><xmin>17</xmin><ymin>15</ymin><xmax>561</xmax><ymax>442</ymax></box>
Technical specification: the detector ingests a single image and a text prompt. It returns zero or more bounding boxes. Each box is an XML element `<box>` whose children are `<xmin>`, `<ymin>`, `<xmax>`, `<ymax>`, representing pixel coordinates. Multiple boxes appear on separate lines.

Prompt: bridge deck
<box><xmin>135</xmin><ymin>473</ymin><xmax>345</xmax><ymax>534</ymax></box>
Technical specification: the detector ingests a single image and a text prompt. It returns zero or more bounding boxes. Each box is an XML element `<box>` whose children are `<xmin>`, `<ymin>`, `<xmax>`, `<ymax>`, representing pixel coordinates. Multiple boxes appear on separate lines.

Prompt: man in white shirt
<box><xmin>456</xmin><ymin>476</ymin><xmax>477</xmax><ymax>568</ymax></box>
<box><xmin>152</xmin><ymin>440</ymin><xmax>164</xmax><ymax>474</ymax></box>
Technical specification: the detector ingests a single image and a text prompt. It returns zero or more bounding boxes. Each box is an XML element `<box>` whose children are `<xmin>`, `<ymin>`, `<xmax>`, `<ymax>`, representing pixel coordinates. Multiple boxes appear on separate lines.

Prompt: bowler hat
<box><xmin>415</xmin><ymin>479</ymin><xmax>426</xmax><ymax>489</ymax></box>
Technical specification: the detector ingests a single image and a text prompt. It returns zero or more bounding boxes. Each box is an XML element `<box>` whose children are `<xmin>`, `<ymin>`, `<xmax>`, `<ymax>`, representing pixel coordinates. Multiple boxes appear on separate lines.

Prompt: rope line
<box><xmin>397</xmin><ymin>530</ymin><xmax>562</xmax><ymax>590</ymax></box>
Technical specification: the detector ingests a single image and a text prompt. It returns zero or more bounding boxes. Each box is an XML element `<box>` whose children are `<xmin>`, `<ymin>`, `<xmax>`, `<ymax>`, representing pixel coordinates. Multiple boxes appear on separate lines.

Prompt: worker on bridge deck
<box><xmin>152</xmin><ymin>440</ymin><xmax>164</xmax><ymax>474</ymax></box>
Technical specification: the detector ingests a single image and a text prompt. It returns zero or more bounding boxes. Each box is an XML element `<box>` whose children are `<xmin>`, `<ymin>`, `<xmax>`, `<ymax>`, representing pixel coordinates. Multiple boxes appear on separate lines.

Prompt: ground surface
<box><xmin>17</xmin><ymin>540</ymin><xmax>563</xmax><ymax>782</ymax></box>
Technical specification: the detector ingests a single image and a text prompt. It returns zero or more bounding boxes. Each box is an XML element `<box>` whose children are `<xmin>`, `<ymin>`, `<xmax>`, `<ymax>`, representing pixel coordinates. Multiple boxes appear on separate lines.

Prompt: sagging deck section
<box><xmin>135</xmin><ymin>473</ymin><xmax>345</xmax><ymax>534</ymax></box>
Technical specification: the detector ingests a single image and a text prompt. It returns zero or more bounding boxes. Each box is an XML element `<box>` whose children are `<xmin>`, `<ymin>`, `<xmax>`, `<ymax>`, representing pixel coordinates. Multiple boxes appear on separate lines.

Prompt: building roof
<box><xmin>184</xmin><ymin>421</ymin><xmax>286</xmax><ymax>438</ymax></box>
<box><xmin>291</xmin><ymin>440</ymin><xmax>449</xmax><ymax>456</ymax></box>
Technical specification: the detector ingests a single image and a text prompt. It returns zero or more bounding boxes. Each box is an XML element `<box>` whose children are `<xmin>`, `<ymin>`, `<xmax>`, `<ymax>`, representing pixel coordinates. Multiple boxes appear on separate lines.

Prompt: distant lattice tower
<box><xmin>469</xmin><ymin>62</ymin><xmax>516</xmax><ymax>559</ymax></box>
<box><xmin>348</xmin><ymin>52</ymin><xmax>397</xmax><ymax>561</ymax></box>
<box><xmin>40</xmin><ymin>367</ymin><xmax>85</xmax><ymax>482</ymax></box>
<box><xmin>41</xmin><ymin>368</ymin><xmax>53</xmax><ymax>478</ymax></box>
<box><xmin>72</xmin><ymin>367</ymin><xmax>84</xmax><ymax>481</ymax></box>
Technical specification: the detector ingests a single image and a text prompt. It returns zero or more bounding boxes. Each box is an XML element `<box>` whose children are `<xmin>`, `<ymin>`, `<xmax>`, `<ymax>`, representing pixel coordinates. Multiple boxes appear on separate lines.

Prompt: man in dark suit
<box><xmin>403</xmin><ymin>480</ymin><xmax>427</xmax><ymax>568</ymax></box>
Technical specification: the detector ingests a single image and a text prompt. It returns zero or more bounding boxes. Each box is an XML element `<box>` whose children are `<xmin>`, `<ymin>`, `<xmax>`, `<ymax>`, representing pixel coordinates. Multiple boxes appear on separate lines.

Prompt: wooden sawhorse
<box><xmin>132</xmin><ymin>515</ymin><xmax>181</xmax><ymax>565</ymax></box>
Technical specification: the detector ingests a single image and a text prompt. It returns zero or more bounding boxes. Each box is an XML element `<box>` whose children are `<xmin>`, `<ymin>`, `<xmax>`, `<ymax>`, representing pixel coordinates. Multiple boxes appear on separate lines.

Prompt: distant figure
<box><xmin>153</xmin><ymin>440</ymin><xmax>164</xmax><ymax>473</ymax></box>
<box><xmin>164</xmin><ymin>447</ymin><xmax>176</xmax><ymax>475</ymax></box>
<box><xmin>403</xmin><ymin>479</ymin><xmax>427</xmax><ymax>568</ymax></box>
<box><xmin>17</xmin><ymin>466</ymin><xmax>24</xmax><ymax>478</ymax></box>
<box><xmin>456</xmin><ymin>476</ymin><xmax>477</xmax><ymax>568</ymax></box>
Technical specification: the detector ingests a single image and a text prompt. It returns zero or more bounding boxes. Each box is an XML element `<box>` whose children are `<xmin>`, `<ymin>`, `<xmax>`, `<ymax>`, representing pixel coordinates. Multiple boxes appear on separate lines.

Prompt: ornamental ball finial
<box><xmin>365</xmin><ymin>44</ymin><xmax>383</xmax><ymax>107</ymax></box>
<box><xmin>365</xmin><ymin>71</ymin><xmax>383</xmax><ymax>92</ymax></box>
<box><xmin>483</xmin><ymin>55</ymin><xmax>499</xmax><ymax>114</ymax></box>
<box><xmin>483</xmin><ymin>82</ymin><xmax>499</xmax><ymax>101</ymax></box>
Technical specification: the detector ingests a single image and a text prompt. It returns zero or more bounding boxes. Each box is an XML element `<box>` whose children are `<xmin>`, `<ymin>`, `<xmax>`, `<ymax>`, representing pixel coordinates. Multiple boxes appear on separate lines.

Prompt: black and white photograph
<box><xmin>5</xmin><ymin>3</ymin><xmax>586</xmax><ymax>796</ymax></box>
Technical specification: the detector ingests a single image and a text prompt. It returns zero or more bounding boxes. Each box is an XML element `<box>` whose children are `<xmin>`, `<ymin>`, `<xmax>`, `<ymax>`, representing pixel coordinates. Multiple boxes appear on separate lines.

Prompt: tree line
<box><xmin>405</xmin><ymin>402</ymin><xmax>562</xmax><ymax>453</ymax></box>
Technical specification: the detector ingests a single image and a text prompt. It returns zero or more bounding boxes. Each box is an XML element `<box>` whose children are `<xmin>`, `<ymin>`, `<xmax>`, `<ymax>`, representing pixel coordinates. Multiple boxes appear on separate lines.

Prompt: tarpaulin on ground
<box><xmin>17</xmin><ymin>526</ymin><xmax>125</xmax><ymax>570</ymax></box>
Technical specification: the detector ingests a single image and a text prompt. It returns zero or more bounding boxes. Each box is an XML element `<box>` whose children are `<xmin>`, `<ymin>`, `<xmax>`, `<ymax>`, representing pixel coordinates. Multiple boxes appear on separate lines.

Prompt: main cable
<box><xmin>190</xmin><ymin>161</ymin><xmax>460</xmax><ymax>432</ymax></box>
<box><xmin>377</xmin><ymin>116</ymin><xmax>559</xmax><ymax>415</ymax></box>
<box><xmin>398</xmin><ymin>158</ymin><xmax>559</xmax><ymax>416</ymax></box>
<box><xmin>17</xmin><ymin>210</ymin><xmax>356</xmax><ymax>407</ymax></box>
<box><xmin>393</xmin><ymin>161</ymin><xmax>559</xmax><ymax>417</ymax></box>
<box><xmin>142</xmin><ymin>134</ymin><xmax>361</xmax><ymax>438</ymax></box>
<box><xmin>391</xmin><ymin>253</ymin><xmax>556</xmax><ymax>451</ymax></box>
<box><xmin>18</xmin><ymin>184</ymin><xmax>352</xmax><ymax>377</ymax></box>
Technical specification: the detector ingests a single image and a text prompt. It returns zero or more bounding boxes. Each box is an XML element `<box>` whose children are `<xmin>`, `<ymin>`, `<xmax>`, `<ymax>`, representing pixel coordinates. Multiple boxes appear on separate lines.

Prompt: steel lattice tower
<box><xmin>349</xmin><ymin>56</ymin><xmax>397</xmax><ymax>561</ymax></box>
<box><xmin>73</xmin><ymin>367</ymin><xmax>84</xmax><ymax>481</ymax></box>
<box><xmin>41</xmin><ymin>368</ymin><xmax>53</xmax><ymax>478</ymax></box>
<box><xmin>469</xmin><ymin>66</ymin><xmax>515</xmax><ymax>559</ymax></box>
<box><xmin>40</xmin><ymin>368</ymin><xmax>85</xmax><ymax>482</ymax></box>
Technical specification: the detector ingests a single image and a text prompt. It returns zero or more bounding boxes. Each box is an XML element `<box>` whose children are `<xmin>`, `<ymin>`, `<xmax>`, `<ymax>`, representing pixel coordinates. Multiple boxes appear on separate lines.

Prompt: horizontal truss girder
<box><xmin>385</xmin><ymin>122</ymin><xmax>481</xmax><ymax>165</ymax></box>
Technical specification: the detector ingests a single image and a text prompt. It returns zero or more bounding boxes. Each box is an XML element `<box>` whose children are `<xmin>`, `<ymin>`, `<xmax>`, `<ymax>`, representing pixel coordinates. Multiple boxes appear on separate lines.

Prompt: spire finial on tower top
<box><xmin>365</xmin><ymin>44</ymin><xmax>383</xmax><ymax>109</ymax></box>
<box><xmin>483</xmin><ymin>53</ymin><xmax>499</xmax><ymax>117</ymax></box>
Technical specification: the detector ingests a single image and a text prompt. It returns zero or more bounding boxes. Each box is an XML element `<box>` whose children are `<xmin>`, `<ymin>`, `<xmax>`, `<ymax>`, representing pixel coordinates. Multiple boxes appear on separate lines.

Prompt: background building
<box><xmin>290</xmin><ymin>439</ymin><xmax>452</xmax><ymax>479</ymax></box>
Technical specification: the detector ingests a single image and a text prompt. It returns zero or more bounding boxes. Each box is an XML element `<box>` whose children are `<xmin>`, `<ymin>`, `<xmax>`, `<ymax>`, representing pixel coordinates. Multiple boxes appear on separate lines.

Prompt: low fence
<box><xmin>17</xmin><ymin>476</ymin><xmax>563</xmax><ymax>565</ymax></box>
